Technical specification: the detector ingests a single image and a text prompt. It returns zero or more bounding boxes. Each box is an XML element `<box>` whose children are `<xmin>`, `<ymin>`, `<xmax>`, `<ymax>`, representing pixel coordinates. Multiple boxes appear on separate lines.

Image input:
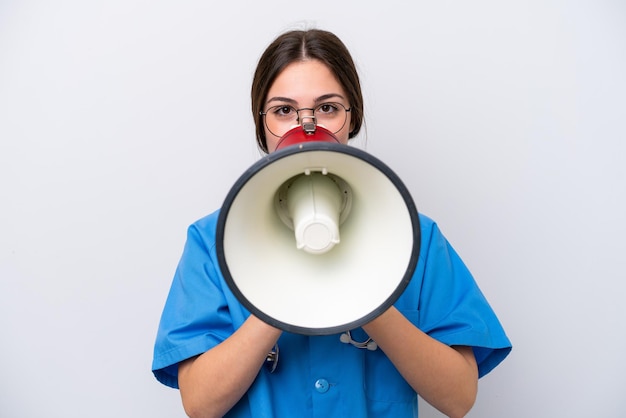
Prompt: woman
<box><xmin>152</xmin><ymin>28</ymin><xmax>511</xmax><ymax>418</ymax></box>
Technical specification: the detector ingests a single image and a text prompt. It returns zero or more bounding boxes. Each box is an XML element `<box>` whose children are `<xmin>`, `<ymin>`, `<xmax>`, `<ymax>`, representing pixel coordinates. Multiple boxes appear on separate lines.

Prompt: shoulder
<box><xmin>191</xmin><ymin>208</ymin><xmax>221</xmax><ymax>230</ymax></box>
<box><xmin>416</xmin><ymin>212</ymin><xmax>445</xmax><ymax>250</ymax></box>
<box><xmin>184</xmin><ymin>209</ymin><xmax>222</xmax><ymax>246</ymax></box>
<box><xmin>417</xmin><ymin>212</ymin><xmax>436</xmax><ymax>231</ymax></box>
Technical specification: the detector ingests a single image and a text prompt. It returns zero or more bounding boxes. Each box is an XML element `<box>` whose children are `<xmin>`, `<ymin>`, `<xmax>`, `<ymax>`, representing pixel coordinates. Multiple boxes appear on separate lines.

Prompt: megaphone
<box><xmin>216</xmin><ymin>126</ymin><xmax>420</xmax><ymax>335</ymax></box>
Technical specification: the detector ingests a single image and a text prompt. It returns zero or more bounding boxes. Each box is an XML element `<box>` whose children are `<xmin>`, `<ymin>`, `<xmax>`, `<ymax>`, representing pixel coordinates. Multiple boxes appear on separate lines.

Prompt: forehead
<box><xmin>266</xmin><ymin>60</ymin><xmax>347</xmax><ymax>104</ymax></box>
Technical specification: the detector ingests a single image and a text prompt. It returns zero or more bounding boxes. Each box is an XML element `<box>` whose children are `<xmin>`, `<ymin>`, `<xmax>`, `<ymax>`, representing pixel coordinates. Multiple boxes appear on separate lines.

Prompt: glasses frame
<box><xmin>260</xmin><ymin>102</ymin><xmax>351</xmax><ymax>137</ymax></box>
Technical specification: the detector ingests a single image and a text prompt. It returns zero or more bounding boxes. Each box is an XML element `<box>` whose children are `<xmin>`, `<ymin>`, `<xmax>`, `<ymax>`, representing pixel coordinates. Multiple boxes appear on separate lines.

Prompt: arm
<box><xmin>178</xmin><ymin>315</ymin><xmax>282</xmax><ymax>418</ymax></box>
<box><xmin>363</xmin><ymin>307</ymin><xmax>478</xmax><ymax>418</ymax></box>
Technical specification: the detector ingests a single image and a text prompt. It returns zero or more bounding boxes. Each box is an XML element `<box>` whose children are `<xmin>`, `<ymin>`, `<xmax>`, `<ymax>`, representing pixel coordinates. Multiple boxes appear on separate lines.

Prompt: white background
<box><xmin>1</xmin><ymin>1</ymin><xmax>625</xmax><ymax>417</ymax></box>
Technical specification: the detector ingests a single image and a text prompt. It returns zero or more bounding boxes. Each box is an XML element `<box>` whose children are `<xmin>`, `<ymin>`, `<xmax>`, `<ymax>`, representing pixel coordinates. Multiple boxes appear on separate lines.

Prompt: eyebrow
<box><xmin>265</xmin><ymin>93</ymin><xmax>347</xmax><ymax>107</ymax></box>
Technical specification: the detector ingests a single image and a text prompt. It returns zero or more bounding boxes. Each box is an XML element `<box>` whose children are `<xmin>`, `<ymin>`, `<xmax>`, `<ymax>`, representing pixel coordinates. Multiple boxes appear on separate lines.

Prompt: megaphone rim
<box><xmin>216</xmin><ymin>142</ymin><xmax>421</xmax><ymax>335</ymax></box>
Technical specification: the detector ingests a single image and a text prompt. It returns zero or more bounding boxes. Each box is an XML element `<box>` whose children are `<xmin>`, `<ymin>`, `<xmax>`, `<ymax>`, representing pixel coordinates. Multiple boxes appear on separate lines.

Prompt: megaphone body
<box><xmin>216</xmin><ymin>127</ymin><xmax>420</xmax><ymax>335</ymax></box>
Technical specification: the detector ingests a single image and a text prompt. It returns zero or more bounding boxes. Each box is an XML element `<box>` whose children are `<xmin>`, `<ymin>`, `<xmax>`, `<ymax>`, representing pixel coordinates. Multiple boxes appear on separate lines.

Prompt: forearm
<box><xmin>363</xmin><ymin>307</ymin><xmax>478</xmax><ymax>418</ymax></box>
<box><xmin>178</xmin><ymin>315</ymin><xmax>282</xmax><ymax>418</ymax></box>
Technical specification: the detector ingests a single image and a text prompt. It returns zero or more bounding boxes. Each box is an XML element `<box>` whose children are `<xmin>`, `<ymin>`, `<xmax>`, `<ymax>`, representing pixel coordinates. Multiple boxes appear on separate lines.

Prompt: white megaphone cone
<box><xmin>216</xmin><ymin>126</ymin><xmax>420</xmax><ymax>335</ymax></box>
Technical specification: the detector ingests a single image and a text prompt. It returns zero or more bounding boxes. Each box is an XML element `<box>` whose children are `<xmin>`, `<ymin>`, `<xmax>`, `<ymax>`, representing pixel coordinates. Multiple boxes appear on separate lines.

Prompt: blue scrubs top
<box><xmin>152</xmin><ymin>210</ymin><xmax>511</xmax><ymax>417</ymax></box>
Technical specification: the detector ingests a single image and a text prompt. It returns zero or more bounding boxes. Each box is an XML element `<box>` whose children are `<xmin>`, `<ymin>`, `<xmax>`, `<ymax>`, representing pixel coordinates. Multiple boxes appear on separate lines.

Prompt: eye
<box><xmin>271</xmin><ymin>105</ymin><xmax>296</xmax><ymax>118</ymax></box>
<box><xmin>316</xmin><ymin>103</ymin><xmax>340</xmax><ymax>115</ymax></box>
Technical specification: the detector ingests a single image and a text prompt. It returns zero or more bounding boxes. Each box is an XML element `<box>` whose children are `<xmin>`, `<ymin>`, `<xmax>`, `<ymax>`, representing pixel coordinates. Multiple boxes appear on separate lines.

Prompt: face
<box><xmin>263</xmin><ymin>59</ymin><xmax>352</xmax><ymax>153</ymax></box>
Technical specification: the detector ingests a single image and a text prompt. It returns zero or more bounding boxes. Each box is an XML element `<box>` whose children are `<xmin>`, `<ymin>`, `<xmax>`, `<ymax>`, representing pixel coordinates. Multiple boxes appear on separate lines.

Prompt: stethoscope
<box><xmin>340</xmin><ymin>330</ymin><xmax>378</xmax><ymax>351</ymax></box>
<box><xmin>265</xmin><ymin>331</ymin><xmax>377</xmax><ymax>373</ymax></box>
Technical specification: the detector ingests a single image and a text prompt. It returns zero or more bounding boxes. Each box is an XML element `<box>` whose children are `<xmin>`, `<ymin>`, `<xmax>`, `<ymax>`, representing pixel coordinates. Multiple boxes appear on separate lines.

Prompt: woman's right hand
<box><xmin>178</xmin><ymin>315</ymin><xmax>282</xmax><ymax>418</ymax></box>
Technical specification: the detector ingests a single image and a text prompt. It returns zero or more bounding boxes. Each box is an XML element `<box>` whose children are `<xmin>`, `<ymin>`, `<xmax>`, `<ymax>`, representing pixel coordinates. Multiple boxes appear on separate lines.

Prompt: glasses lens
<box><xmin>314</xmin><ymin>103</ymin><xmax>348</xmax><ymax>134</ymax></box>
<box><xmin>263</xmin><ymin>103</ymin><xmax>349</xmax><ymax>138</ymax></box>
<box><xmin>263</xmin><ymin>105</ymin><xmax>298</xmax><ymax>138</ymax></box>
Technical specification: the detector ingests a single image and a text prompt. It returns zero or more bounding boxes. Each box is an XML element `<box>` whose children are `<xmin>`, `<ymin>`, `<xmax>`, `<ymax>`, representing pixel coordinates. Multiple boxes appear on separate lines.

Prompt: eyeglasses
<box><xmin>260</xmin><ymin>102</ymin><xmax>351</xmax><ymax>138</ymax></box>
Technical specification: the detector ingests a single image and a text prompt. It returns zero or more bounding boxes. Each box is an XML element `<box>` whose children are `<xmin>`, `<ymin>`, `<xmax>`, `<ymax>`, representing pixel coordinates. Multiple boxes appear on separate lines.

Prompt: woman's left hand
<box><xmin>362</xmin><ymin>307</ymin><xmax>478</xmax><ymax>418</ymax></box>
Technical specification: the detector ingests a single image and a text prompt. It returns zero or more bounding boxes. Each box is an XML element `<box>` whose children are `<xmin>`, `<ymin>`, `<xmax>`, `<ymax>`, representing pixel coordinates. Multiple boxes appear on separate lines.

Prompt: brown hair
<box><xmin>251</xmin><ymin>29</ymin><xmax>364</xmax><ymax>153</ymax></box>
